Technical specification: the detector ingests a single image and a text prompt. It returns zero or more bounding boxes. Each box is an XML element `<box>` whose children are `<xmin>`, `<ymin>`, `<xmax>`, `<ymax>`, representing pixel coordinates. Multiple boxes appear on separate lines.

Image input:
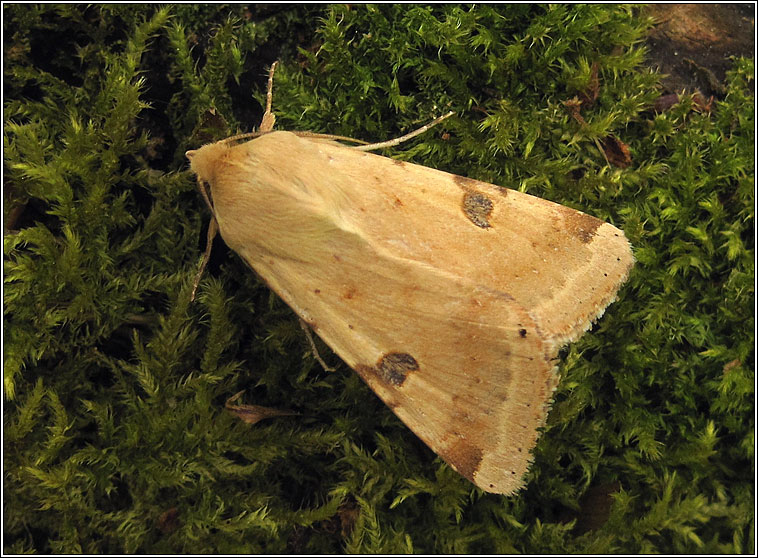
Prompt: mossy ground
<box><xmin>4</xmin><ymin>5</ymin><xmax>753</xmax><ymax>554</ymax></box>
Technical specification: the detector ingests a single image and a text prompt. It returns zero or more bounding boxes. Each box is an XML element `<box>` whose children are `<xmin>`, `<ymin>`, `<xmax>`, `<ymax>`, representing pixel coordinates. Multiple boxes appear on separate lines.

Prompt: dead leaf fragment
<box><xmin>723</xmin><ymin>359</ymin><xmax>741</xmax><ymax>374</ymax></box>
<box><xmin>563</xmin><ymin>98</ymin><xmax>631</xmax><ymax>168</ymax></box>
<box><xmin>692</xmin><ymin>92</ymin><xmax>714</xmax><ymax>114</ymax></box>
<box><xmin>654</xmin><ymin>93</ymin><xmax>681</xmax><ymax>113</ymax></box>
<box><xmin>191</xmin><ymin>108</ymin><xmax>230</xmax><ymax>147</ymax></box>
<box><xmin>157</xmin><ymin>507</ymin><xmax>181</xmax><ymax>534</ymax></box>
<box><xmin>338</xmin><ymin>500</ymin><xmax>360</xmax><ymax>537</ymax></box>
<box><xmin>563</xmin><ymin>97</ymin><xmax>586</xmax><ymax>125</ymax></box>
<box><xmin>578</xmin><ymin>62</ymin><xmax>600</xmax><ymax>107</ymax></box>
<box><xmin>600</xmin><ymin>135</ymin><xmax>632</xmax><ymax>168</ymax></box>
<box><xmin>225</xmin><ymin>390</ymin><xmax>298</xmax><ymax>425</ymax></box>
<box><xmin>653</xmin><ymin>91</ymin><xmax>714</xmax><ymax>114</ymax></box>
<box><xmin>318</xmin><ymin>497</ymin><xmax>360</xmax><ymax>538</ymax></box>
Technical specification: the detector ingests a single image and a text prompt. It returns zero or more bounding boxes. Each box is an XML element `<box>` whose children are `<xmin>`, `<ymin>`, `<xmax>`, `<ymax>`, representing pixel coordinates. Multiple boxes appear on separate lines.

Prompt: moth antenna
<box><xmin>299</xmin><ymin>318</ymin><xmax>336</xmax><ymax>372</ymax></box>
<box><xmin>259</xmin><ymin>61</ymin><xmax>278</xmax><ymax>133</ymax></box>
<box><xmin>290</xmin><ymin>131</ymin><xmax>370</xmax><ymax>145</ymax></box>
<box><xmin>219</xmin><ymin>131</ymin><xmax>371</xmax><ymax>146</ymax></box>
<box><xmin>191</xmin><ymin>217</ymin><xmax>218</xmax><ymax>302</ymax></box>
<box><xmin>354</xmin><ymin>111</ymin><xmax>455</xmax><ymax>152</ymax></box>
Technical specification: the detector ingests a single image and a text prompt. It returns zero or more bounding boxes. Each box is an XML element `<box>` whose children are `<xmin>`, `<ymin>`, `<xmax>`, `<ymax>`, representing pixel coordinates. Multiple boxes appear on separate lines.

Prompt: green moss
<box><xmin>4</xmin><ymin>4</ymin><xmax>753</xmax><ymax>553</ymax></box>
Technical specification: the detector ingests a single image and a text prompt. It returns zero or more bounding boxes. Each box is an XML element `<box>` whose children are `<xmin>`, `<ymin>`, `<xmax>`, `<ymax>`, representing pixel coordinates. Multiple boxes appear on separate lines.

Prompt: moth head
<box><xmin>186</xmin><ymin>141</ymin><xmax>231</xmax><ymax>186</ymax></box>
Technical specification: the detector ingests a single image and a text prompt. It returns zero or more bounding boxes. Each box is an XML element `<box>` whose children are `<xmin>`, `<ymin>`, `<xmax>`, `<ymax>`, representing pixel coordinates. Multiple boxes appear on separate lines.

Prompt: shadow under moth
<box><xmin>186</xmin><ymin>63</ymin><xmax>634</xmax><ymax>495</ymax></box>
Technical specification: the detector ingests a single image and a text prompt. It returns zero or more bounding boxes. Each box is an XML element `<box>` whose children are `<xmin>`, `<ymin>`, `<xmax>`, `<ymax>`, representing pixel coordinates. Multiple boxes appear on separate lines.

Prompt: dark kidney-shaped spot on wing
<box><xmin>355</xmin><ymin>352</ymin><xmax>419</xmax><ymax>387</ymax></box>
<box><xmin>378</xmin><ymin>352</ymin><xmax>418</xmax><ymax>386</ymax></box>
<box><xmin>462</xmin><ymin>191</ymin><xmax>494</xmax><ymax>228</ymax></box>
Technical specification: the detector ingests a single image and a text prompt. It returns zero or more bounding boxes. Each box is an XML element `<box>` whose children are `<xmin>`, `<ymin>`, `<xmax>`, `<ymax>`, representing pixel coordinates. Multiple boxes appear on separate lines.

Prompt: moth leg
<box><xmin>196</xmin><ymin>176</ymin><xmax>216</xmax><ymax>216</ymax></box>
<box><xmin>190</xmin><ymin>177</ymin><xmax>219</xmax><ymax>302</ymax></box>
<box><xmin>299</xmin><ymin>318</ymin><xmax>336</xmax><ymax>372</ymax></box>
<box><xmin>258</xmin><ymin>61</ymin><xmax>278</xmax><ymax>133</ymax></box>
<box><xmin>191</xmin><ymin>216</ymin><xmax>218</xmax><ymax>302</ymax></box>
<box><xmin>354</xmin><ymin>111</ymin><xmax>455</xmax><ymax>152</ymax></box>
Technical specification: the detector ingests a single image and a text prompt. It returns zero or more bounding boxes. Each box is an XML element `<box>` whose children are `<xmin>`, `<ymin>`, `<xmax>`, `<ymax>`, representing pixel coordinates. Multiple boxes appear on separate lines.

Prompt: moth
<box><xmin>187</xmin><ymin>63</ymin><xmax>634</xmax><ymax>494</ymax></box>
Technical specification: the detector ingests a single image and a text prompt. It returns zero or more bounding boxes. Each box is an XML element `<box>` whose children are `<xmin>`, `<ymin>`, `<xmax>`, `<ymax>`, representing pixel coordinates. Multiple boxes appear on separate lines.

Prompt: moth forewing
<box><xmin>188</xmin><ymin>116</ymin><xmax>633</xmax><ymax>495</ymax></box>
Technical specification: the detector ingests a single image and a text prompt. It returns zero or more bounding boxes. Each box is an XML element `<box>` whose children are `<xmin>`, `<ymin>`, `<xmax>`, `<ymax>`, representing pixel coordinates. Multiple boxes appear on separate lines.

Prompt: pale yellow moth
<box><xmin>187</xmin><ymin>63</ymin><xmax>634</xmax><ymax>495</ymax></box>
